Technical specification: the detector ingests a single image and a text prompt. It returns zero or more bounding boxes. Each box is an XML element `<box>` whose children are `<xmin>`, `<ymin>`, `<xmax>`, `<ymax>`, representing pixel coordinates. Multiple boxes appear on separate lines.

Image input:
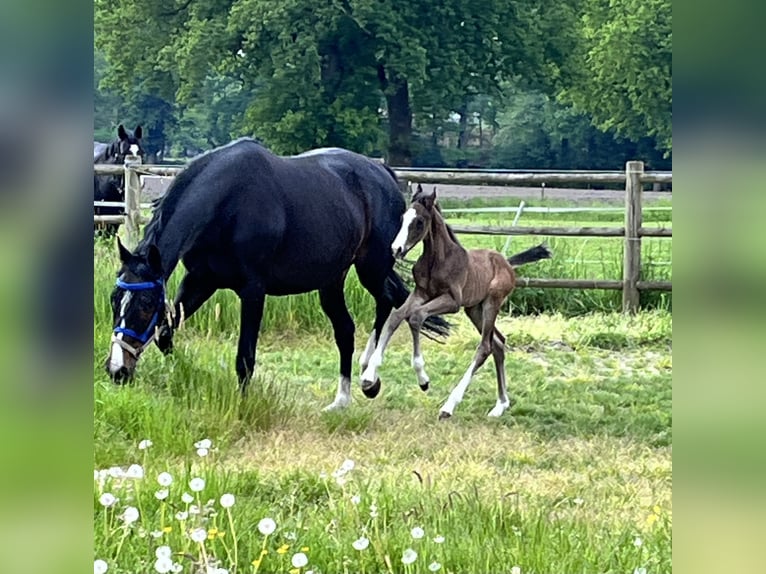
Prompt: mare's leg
<box><xmin>439</xmin><ymin>299</ymin><xmax>501</xmax><ymax>420</ymax></box>
<box><xmin>354</xmin><ymin>257</ymin><xmax>394</xmax><ymax>374</ymax></box>
<box><xmin>155</xmin><ymin>271</ymin><xmax>217</xmax><ymax>355</ymax></box>
<box><xmin>318</xmin><ymin>276</ymin><xmax>356</xmax><ymax>411</ymax></box>
<box><xmin>465</xmin><ymin>306</ymin><xmax>511</xmax><ymax>417</ymax></box>
<box><xmin>235</xmin><ymin>284</ymin><xmax>266</xmax><ymax>393</ymax></box>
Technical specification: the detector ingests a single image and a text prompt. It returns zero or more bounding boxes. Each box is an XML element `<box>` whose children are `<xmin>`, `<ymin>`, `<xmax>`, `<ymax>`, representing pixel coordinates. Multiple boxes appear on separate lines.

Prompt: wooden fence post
<box><xmin>123</xmin><ymin>156</ymin><xmax>142</xmax><ymax>249</ymax></box>
<box><xmin>622</xmin><ymin>160</ymin><xmax>644</xmax><ymax>313</ymax></box>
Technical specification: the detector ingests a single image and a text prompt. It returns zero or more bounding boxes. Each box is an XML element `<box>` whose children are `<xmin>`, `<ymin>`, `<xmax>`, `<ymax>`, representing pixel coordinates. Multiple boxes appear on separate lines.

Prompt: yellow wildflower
<box><xmin>261</xmin><ymin>549</ymin><xmax>268</xmax><ymax>556</ymax></box>
<box><xmin>162</xmin><ymin>526</ymin><xmax>172</xmax><ymax>533</ymax></box>
<box><xmin>646</xmin><ymin>513</ymin><xmax>658</xmax><ymax>526</ymax></box>
<box><xmin>208</xmin><ymin>528</ymin><xmax>219</xmax><ymax>535</ymax></box>
<box><xmin>653</xmin><ymin>505</ymin><xmax>662</xmax><ymax>515</ymax></box>
<box><xmin>301</xmin><ymin>546</ymin><xmax>310</xmax><ymax>552</ymax></box>
<box><xmin>277</xmin><ymin>544</ymin><xmax>290</xmax><ymax>554</ymax></box>
<box><xmin>289</xmin><ymin>570</ymin><xmax>300</xmax><ymax>574</ymax></box>
<box><xmin>251</xmin><ymin>558</ymin><xmax>261</xmax><ymax>568</ymax></box>
<box><xmin>217</xmin><ymin>531</ymin><xmax>226</xmax><ymax>538</ymax></box>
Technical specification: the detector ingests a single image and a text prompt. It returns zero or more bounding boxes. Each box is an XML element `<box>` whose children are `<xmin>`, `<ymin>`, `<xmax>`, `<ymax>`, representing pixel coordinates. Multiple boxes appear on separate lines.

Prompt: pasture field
<box><xmin>94</xmin><ymin>199</ymin><xmax>672</xmax><ymax>574</ymax></box>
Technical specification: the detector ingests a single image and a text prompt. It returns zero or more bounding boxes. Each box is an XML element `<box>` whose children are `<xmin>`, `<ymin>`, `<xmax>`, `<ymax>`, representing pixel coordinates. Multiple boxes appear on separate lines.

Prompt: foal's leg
<box><xmin>235</xmin><ymin>284</ymin><xmax>266</xmax><ymax>393</ymax></box>
<box><xmin>465</xmin><ymin>305</ymin><xmax>511</xmax><ymax>417</ymax></box>
<box><xmin>409</xmin><ymin>322</ymin><xmax>431</xmax><ymax>391</ymax></box>
<box><xmin>156</xmin><ymin>271</ymin><xmax>217</xmax><ymax>355</ymax></box>
<box><xmin>439</xmin><ymin>300</ymin><xmax>501</xmax><ymax>420</ymax></box>
<box><xmin>318</xmin><ymin>277</ymin><xmax>356</xmax><ymax>411</ymax></box>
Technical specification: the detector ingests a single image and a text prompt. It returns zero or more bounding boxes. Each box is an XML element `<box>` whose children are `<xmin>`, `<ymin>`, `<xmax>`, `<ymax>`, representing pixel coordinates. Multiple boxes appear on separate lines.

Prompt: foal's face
<box><xmin>391</xmin><ymin>202</ymin><xmax>432</xmax><ymax>259</ymax></box>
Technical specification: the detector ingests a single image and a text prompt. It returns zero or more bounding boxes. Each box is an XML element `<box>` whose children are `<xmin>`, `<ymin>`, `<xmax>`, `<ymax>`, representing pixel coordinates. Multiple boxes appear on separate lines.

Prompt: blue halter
<box><xmin>113</xmin><ymin>278</ymin><xmax>166</xmax><ymax>345</ymax></box>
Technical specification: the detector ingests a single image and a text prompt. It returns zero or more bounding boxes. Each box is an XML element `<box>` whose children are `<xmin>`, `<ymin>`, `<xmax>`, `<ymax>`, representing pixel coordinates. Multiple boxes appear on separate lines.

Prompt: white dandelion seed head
<box><xmin>194</xmin><ymin>438</ymin><xmax>212</xmax><ymax>450</ymax></box>
<box><xmin>156</xmin><ymin>546</ymin><xmax>172</xmax><ymax>559</ymax></box>
<box><xmin>258</xmin><ymin>517</ymin><xmax>277</xmax><ymax>535</ymax></box>
<box><xmin>94</xmin><ymin>559</ymin><xmax>109</xmax><ymax>574</ymax></box>
<box><xmin>154</xmin><ymin>556</ymin><xmax>173</xmax><ymax>573</ymax></box>
<box><xmin>139</xmin><ymin>439</ymin><xmax>153</xmax><ymax>450</ymax></box>
<box><xmin>171</xmin><ymin>564</ymin><xmax>183</xmax><ymax>573</ymax></box>
<box><xmin>433</xmin><ymin>535</ymin><xmax>445</xmax><ymax>544</ymax></box>
<box><xmin>150</xmin><ymin>530</ymin><xmax>163</xmax><ymax>539</ymax></box>
<box><xmin>511</xmin><ymin>567</ymin><xmax>522</xmax><ymax>574</ymax></box>
<box><xmin>189</xmin><ymin>505</ymin><xmax>201</xmax><ymax>515</ymax></box>
<box><xmin>429</xmin><ymin>562</ymin><xmax>442</xmax><ymax>572</ymax></box>
<box><xmin>401</xmin><ymin>548</ymin><xmax>418</xmax><ymax>565</ymax></box>
<box><xmin>291</xmin><ymin>552</ymin><xmax>309</xmax><ymax>568</ymax></box>
<box><xmin>155</xmin><ymin>489</ymin><xmax>169</xmax><ymax>500</ymax></box>
<box><xmin>182</xmin><ymin>492</ymin><xmax>194</xmax><ymax>504</ymax></box>
<box><xmin>411</xmin><ymin>526</ymin><xmax>425</xmax><ymax>539</ymax></box>
<box><xmin>175</xmin><ymin>511</ymin><xmax>188</xmax><ymax>521</ymax></box>
<box><xmin>351</xmin><ymin>494</ymin><xmax>361</xmax><ymax>505</ymax></box>
<box><xmin>197</xmin><ymin>448</ymin><xmax>209</xmax><ymax>457</ymax></box>
<box><xmin>573</xmin><ymin>497</ymin><xmax>584</xmax><ymax>505</ymax></box>
<box><xmin>99</xmin><ymin>493</ymin><xmax>116</xmax><ymax>507</ymax></box>
<box><xmin>190</xmin><ymin>527</ymin><xmax>207</xmax><ymax>543</ymax></box>
<box><xmin>189</xmin><ymin>477</ymin><xmax>205</xmax><ymax>492</ymax></box>
<box><xmin>126</xmin><ymin>464</ymin><xmax>145</xmax><ymax>479</ymax></box>
<box><xmin>633</xmin><ymin>569</ymin><xmax>647</xmax><ymax>574</ymax></box>
<box><xmin>122</xmin><ymin>506</ymin><xmax>139</xmax><ymax>524</ymax></box>
<box><xmin>634</xmin><ymin>537</ymin><xmax>643</xmax><ymax>548</ymax></box>
<box><xmin>108</xmin><ymin>466</ymin><xmax>124</xmax><ymax>478</ymax></box>
<box><xmin>352</xmin><ymin>536</ymin><xmax>370</xmax><ymax>551</ymax></box>
<box><xmin>219</xmin><ymin>493</ymin><xmax>235</xmax><ymax>508</ymax></box>
<box><xmin>335</xmin><ymin>475</ymin><xmax>347</xmax><ymax>486</ymax></box>
<box><xmin>157</xmin><ymin>472</ymin><xmax>173</xmax><ymax>486</ymax></box>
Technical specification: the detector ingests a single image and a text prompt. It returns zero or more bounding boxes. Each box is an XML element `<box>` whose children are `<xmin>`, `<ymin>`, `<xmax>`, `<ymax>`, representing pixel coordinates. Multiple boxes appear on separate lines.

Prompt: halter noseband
<box><xmin>112</xmin><ymin>278</ymin><xmax>168</xmax><ymax>358</ymax></box>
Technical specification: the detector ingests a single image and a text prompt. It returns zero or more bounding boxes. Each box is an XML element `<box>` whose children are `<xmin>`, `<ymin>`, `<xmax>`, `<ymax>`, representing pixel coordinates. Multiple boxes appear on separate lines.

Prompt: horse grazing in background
<box><xmin>104</xmin><ymin>138</ymin><xmax>449</xmax><ymax>409</ymax></box>
<box><xmin>94</xmin><ymin>124</ymin><xmax>144</xmax><ymax>237</ymax></box>
<box><xmin>361</xmin><ymin>185</ymin><xmax>552</xmax><ymax>420</ymax></box>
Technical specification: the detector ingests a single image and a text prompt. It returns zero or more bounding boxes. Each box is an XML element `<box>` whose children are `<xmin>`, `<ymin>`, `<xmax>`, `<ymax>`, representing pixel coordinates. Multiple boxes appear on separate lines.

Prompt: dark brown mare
<box><xmin>360</xmin><ymin>185</ymin><xmax>551</xmax><ymax>419</ymax></box>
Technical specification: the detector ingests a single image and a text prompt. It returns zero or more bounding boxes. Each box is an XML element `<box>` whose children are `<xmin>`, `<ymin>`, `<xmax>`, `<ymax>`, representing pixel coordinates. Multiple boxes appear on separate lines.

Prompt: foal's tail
<box><xmin>382</xmin><ymin>270</ymin><xmax>451</xmax><ymax>341</ymax></box>
<box><xmin>508</xmin><ymin>243</ymin><xmax>553</xmax><ymax>267</ymax></box>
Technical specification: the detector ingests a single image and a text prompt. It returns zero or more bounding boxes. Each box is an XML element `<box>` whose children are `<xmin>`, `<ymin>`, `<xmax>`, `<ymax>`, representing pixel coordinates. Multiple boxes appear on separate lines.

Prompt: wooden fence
<box><xmin>94</xmin><ymin>160</ymin><xmax>672</xmax><ymax>313</ymax></box>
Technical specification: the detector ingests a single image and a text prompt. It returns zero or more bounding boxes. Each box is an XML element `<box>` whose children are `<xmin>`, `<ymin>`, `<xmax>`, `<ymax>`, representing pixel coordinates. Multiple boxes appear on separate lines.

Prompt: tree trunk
<box><xmin>457</xmin><ymin>100</ymin><xmax>469</xmax><ymax>150</ymax></box>
<box><xmin>379</xmin><ymin>66</ymin><xmax>412</xmax><ymax>167</ymax></box>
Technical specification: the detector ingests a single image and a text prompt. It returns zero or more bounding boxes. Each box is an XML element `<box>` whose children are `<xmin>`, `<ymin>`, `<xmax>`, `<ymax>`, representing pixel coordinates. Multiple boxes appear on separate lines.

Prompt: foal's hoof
<box><xmin>419</xmin><ymin>380</ymin><xmax>430</xmax><ymax>392</ymax></box>
<box><xmin>438</xmin><ymin>411</ymin><xmax>452</xmax><ymax>421</ymax></box>
<box><xmin>361</xmin><ymin>378</ymin><xmax>381</xmax><ymax>399</ymax></box>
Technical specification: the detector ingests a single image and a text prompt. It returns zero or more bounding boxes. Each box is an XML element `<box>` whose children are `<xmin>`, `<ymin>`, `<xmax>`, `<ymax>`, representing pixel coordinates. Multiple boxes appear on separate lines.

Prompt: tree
<box><xmin>563</xmin><ymin>0</ymin><xmax>672</xmax><ymax>155</ymax></box>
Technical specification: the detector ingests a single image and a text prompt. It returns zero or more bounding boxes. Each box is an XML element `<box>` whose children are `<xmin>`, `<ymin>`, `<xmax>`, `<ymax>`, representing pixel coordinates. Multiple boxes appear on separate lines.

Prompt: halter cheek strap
<box><xmin>112</xmin><ymin>278</ymin><xmax>169</xmax><ymax>357</ymax></box>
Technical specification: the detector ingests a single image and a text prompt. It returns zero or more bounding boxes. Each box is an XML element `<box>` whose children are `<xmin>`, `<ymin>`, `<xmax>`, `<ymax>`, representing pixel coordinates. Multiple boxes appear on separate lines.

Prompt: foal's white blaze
<box><xmin>129</xmin><ymin>144</ymin><xmax>139</xmax><ymax>156</ymax></box>
<box><xmin>391</xmin><ymin>208</ymin><xmax>417</xmax><ymax>255</ymax></box>
<box><xmin>109</xmin><ymin>291</ymin><xmax>132</xmax><ymax>372</ymax></box>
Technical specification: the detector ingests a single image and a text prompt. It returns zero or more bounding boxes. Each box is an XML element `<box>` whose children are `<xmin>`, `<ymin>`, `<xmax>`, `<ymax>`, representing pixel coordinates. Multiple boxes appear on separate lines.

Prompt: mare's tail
<box><xmin>382</xmin><ymin>270</ymin><xmax>451</xmax><ymax>341</ymax></box>
<box><xmin>508</xmin><ymin>243</ymin><xmax>553</xmax><ymax>267</ymax></box>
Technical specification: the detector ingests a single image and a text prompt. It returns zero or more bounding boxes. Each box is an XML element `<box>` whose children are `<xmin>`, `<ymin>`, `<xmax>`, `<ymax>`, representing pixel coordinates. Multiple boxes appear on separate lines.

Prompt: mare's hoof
<box><xmin>361</xmin><ymin>378</ymin><xmax>381</xmax><ymax>399</ymax></box>
<box><xmin>438</xmin><ymin>411</ymin><xmax>452</xmax><ymax>421</ymax></box>
<box><xmin>419</xmin><ymin>380</ymin><xmax>430</xmax><ymax>392</ymax></box>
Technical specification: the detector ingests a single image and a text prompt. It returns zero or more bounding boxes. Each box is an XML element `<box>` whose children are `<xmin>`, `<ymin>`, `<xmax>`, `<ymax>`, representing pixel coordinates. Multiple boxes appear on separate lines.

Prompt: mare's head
<box><xmin>108</xmin><ymin>124</ymin><xmax>145</xmax><ymax>163</ymax></box>
<box><xmin>391</xmin><ymin>184</ymin><xmax>438</xmax><ymax>259</ymax></box>
<box><xmin>105</xmin><ymin>237</ymin><xmax>165</xmax><ymax>382</ymax></box>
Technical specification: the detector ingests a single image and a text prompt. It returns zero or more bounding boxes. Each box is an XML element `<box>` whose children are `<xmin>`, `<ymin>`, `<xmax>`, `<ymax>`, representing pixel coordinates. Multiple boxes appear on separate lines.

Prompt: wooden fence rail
<box><xmin>94</xmin><ymin>160</ymin><xmax>671</xmax><ymax>313</ymax></box>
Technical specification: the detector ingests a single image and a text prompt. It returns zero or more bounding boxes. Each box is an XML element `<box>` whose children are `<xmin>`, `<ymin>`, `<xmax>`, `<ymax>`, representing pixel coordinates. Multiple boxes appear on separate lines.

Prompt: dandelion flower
<box><xmin>158</xmin><ymin>472</ymin><xmax>173</xmax><ymax>486</ymax></box>
<box><xmin>352</xmin><ymin>537</ymin><xmax>370</xmax><ymax>551</ymax></box>
<box><xmin>163</xmin><ymin>526</ymin><xmax>172</xmax><ymax>534</ymax></box>
<box><xmin>289</xmin><ymin>570</ymin><xmax>299</xmax><ymax>574</ymax></box>
<box><xmin>511</xmin><ymin>567</ymin><xmax>522</xmax><ymax>574</ymax></box>
<box><xmin>291</xmin><ymin>552</ymin><xmax>309</xmax><ymax>568</ymax></box>
<box><xmin>197</xmin><ymin>448</ymin><xmax>209</xmax><ymax>457</ymax></box>
<box><xmin>573</xmin><ymin>497</ymin><xmax>584</xmax><ymax>505</ymax></box>
<box><xmin>189</xmin><ymin>505</ymin><xmax>201</xmax><ymax>515</ymax></box>
<box><xmin>190</xmin><ymin>528</ymin><xmax>207</xmax><ymax>543</ymax></box>
<box><xmin>350</xmin><ymin>495</ymin><xmax>361</xmax><ymax>505</ymax></box>
<box><xmin>401</xmin><ymin>548</ymin><xmax>417</xmax><ymax>565</ymax></box>
<box><xmin>433</xmin><ymin>535</ymin><xmax>445</xmax><ymax>544</ymax></box>
<box><xmin>189</xmin><ymin>477</ymin><xmax>205</xmax><ymax>492</ymax></box>
<box><xmin>94</xmin><ymin>559</ymin><xmax>108</xmax><ymax>574</ymax></box>
<box><xmin>277</xmin><ymin>544</ymin><xmax>290</xmax><ymax>555</ymax></box>
<box><xmin>139</xmin><ymin>439</ymin><xmax>153</xmax><ymax>450</ymax></box>
<box><xmin>155</xmin><ymin>489</ymin><xmax>169</xmax><ymax>500</ymax></box>
<box><xmin>154</xmin><ymin>557</ymin><xmax>173</xmax><ymax>573</ymax></box>
<box><xmin>182</xmin><ymin>492</ymin><xmax>194</xmax><ymax>504</ymax></box>
<box><xmin>171</xmin><ymin>564</ymin><xmax>182</xmax><ymax>574</ymax></box>
<box><xmin>219</xmin><ymin>493</ymin><xmax>235</xmax><ymax>508</ymax></box>
<box><xmin>633</xmin><ymin>568</ymin><xmax>647</xmax><ymax>574</ymax></box>
<box><xmin>369</xmin><ymin>503</ymin><xmax>378</xmax><ymax>518</ymax></box>
<box><xmin>175</xmin><ymin>511</ymin><xmax>188</xmax><ymax>521</ymax></box>
<box><xmin>122</xmin><ymin>506</ymin><xmax>139</xmax><ymax>524</ymax></box>
<box><xmin>429</xmin><ymin>562</ymin><xmax>442</xmax><ymax>572</ymax></box>
<box><xmin>411</xmin><ymin>526</ymin><xmax>425</xmax><ymax>539</ymax></box>
<box><xmin>194</xmin><ymin>438</ymin><xmax>212</xmax><ymax>450</ymax></box>
<box><xmin>155</xmin><ymin>546</ymin><xmax>172</xmax><ymax>559</ymax></box>
<box><xmin>99</xmin><ymin>493</ymin><xmax>116</xmax><ymax>507</ymax></box>
<box><xmin>258</xmin><ymin>517</ymin><xmax>277</xmax><ymax>535</ymax></box>
<box><xmin>126</xmin><ymin>464</ymin><xmax>145</xmax><ymax>479</ymax></box>
<box><xmin>108</xmin><ymin>466</ymin><xmax>124</xmax><ymax>478</ymax></box>
<box><xmin>301</xmin><ymin>546</ymin><xmax>310</xmax><ymax>552</ymax></box>
<box><xmin>150</xmin><ymin>530</ymin><xmax>163</xmax><ymax>538</ymax></box>
<box><xmin>634</xmin><ymin>537</ymin><xmax>643</xmax><ymax>548</ymax></box>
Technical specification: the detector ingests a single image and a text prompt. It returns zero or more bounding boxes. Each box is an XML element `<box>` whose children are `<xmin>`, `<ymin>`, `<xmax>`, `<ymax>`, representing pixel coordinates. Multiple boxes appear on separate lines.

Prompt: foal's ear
<box><xmin>134</xmin><ymin>125</ymin><xmax>143</xmax><ymax>139</ymax></box>
<box><xmin>117</xmin><ymin>236</ymin><xmax>133</xmax><ymax>263</ymax></box>
<box><xmin>421</xmin><ymin>185</ymin><xmax>436</xmax><ymax>209</ymax></box>
<box><xmin>146</xmin><ymin>244</ymin><xmax>163</xmax><ymax>278</ymax></box>
<box><xmin>117</xmin><ymin>124</ymin><xmax>128</xmax><ymax>141</ymax></box>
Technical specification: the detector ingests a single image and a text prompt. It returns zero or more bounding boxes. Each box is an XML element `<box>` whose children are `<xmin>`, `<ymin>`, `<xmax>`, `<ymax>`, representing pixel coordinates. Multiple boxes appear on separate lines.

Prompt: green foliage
<box><xmin>563</xmin><ymin>0</ymin><xmax>672</xmax><ymax>155</ymax></box>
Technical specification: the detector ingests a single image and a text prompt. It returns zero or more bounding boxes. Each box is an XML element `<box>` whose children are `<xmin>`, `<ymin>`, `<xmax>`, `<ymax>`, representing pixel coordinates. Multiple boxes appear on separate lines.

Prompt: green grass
<box><xmin>94</xmin><ymin>199</ymin><xmax>671</xmax><ymax>573</ymax></box>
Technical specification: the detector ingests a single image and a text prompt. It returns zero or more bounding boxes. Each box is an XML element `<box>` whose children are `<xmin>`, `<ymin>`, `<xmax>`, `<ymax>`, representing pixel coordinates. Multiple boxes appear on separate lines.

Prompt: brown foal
<box><xmin>360</xmin><ymin>185</ymin><xmax>551</xmax><ymax>419</ymax></box>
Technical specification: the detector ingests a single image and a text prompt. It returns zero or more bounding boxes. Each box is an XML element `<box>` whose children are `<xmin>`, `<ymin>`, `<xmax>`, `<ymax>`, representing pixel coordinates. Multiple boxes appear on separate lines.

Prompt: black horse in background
<box><xmin>94</xmin><ymin>125</ymin><xmax>144</xmax><ymax>237</ymax></box>
<box><xmin>105</xmin><ymin>138</ymin><xmax>449</xmax><ymax>409</ymax></box>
